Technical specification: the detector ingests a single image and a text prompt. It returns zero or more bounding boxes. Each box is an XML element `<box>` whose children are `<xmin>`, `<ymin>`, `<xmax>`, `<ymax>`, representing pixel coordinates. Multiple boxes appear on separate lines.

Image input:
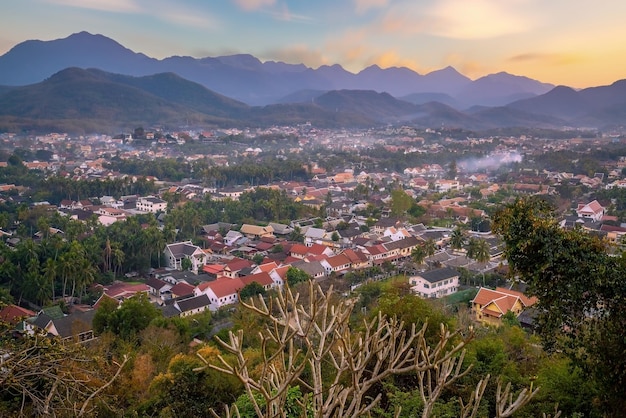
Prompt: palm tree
<box><xmin>411</xmin><ymin>246</ymin><xmax>426</xmax><ymax>266</ymax></box>
<box><xmin>42</xmin><ymin>258</ymin><xmax>57</xmax><ymax>302</ymax></box>
<box><xmin>466</xmin><ymin>237</ymin><xmax>491</xmax><ymax>264</ymax></box>
<box><xmin>450</xmin><ymin>227</ymin><xmax>466</xmax><ymax>253</ymax></box>
<box><xmin>423</xmin><ymin>238</ymin><xmax>437</xmax><ymax>258</ymax></box>
<box><xmin>466</xmin><ymin>237</ymin><xmax>491</xmax><ymax>286</ymax></box>
<box><xmin>112</xmin><ymin>246</ymin><xmax>125</xmax><ymax>277</ymax></box>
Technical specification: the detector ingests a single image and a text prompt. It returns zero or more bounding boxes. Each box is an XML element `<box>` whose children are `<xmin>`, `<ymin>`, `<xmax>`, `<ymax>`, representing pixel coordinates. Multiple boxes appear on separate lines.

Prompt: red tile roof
<box><xmin>0</xmin><ymin>305</ymin><xmax>36</xmax><ymax>324</ymax></box>
<box><xmin>242</xmin><ymin>272</ymin><xmax>274</xmax><ymax>287</ymax></box>
<box><xmin>170</xmin><ymin>282</ymin><xmax>195</xmax><ymax>297</ymax></box>
<box><xmin>208</xmin><ymin>278</ymin><xmax>245</xmax><ymax>298</ymax></box>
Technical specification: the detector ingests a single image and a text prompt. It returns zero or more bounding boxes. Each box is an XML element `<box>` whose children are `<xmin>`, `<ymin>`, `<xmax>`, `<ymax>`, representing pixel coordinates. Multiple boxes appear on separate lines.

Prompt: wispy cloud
<box><xmin>264</xmin><ymin>3</ymin><xmax>314</xmax><ymax>23</ymax></box>
<box><xmin>232</xmin><ymin>0</ymin><xmax>276</xmax><ymax>12</ymax></box>
<box><xmin>44</xmin><ymin>0</ymin><xmax>219</xmax><ymax>29</ymax></box>
<box><xmin>379</xmin><ymin>0</ymin><xmax>538</xmax><ymax>40</ymax></box>
<box><xmin>507</xmin><ymin>52</ymin><xmax>583</xmax><ymax>66</ymax></box>
<box><xmin>263</xmin><ymin>44</ymin><xmax>328</xmax><ymax>68</ymax></box>
<box><xmin>43</xmin><ymin>0</ymin><xmax>141</xmax><ymax>13</ymax></box>
<box><xmin>353</xmin><ymin>0</ymin><xmax>389</xmax><ymax>14</ymax></box>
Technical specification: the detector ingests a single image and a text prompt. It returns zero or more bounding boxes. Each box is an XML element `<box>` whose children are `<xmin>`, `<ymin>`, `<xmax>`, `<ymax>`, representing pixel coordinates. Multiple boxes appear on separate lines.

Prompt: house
<box><xmin>241</xmin><ymin>271</ymin><xmax>275</xmax><ymax>290</ymax></box>
<box><xmin>195</xmin><ymin>277</ymin><xmax>245</xmax><ymax>311</ymax></box>
<box><xmin>32</xmin><ymin>310</ymin><xmax>96</xmax><ymax>342</ymax></box>
<box><xmin>146</xmin><ymin>277</ymin><xmax>173</xmax><ymax>299</ymax></box>
<box><xmin>169</xmin><ymin>282</ymin><xmax>195</xmax><ymax>299</ymax></box>
<box><xmin>0</xmin><ymin>304</ymin><xmax>36</xmax><ymax>326</ymax></box>
<box><xmin>224</xmin><ymin>230</ymin><xmax>245</xmax><ymax>247</ymax></box>
<box><xmin>471</xmin><ymin>287</ymin><xmax>537</xmax><ymax>326</ymax></box>
<box><xmin>240</xmin><ymin>224</ymin><xmax>275</xmax><ymax>239</ymax></box>
<box><xmin>174</xmin><ymin>294</ymin><xmax>212</xmax><ymax>317</ymax></box>
<box><xmin>321</xmin><ymin>253</ymin><xmax>352</xmax><ymax>275</ymax></box>
<box><xmin>94</xmin><ymin>281</ymin><xmax>150</xmax><ymax>305</ymax></box>
<box><xmin>222</xmin><ymin>258</ymin><xmax>254</xmax><ymax>278</ymax></box>
<box><xmin>164</xmin><ymin>241</ymin><xmax>208</xmax><ymax>274</ymax></box>
<box><xmin>136</xmin><ymin>196</ymin><xmax>167</xmax><ymax>213</ymax></box>
<box><xmin>409</xmin><ymin>267</ymin><xmax>459</xmax><ymax>298</ymax></box>
<box><xmin>434</xmin><ymin>179</ymin><xmax>460</xmax><ymax>192</ymax></box>
<box><xmin>290</xmin><ymin>260</ymin><xmax>327</xmax><ymax>281</ymax></box>
<box><xmin>341</xmin><ymin>249</ymin><xmax>372</xmax><ymax>270</ymax></box>
<box><xmin>576</xmin><ymin>200</ymin><xmax>605</xmax><ymax>222</ymax></box>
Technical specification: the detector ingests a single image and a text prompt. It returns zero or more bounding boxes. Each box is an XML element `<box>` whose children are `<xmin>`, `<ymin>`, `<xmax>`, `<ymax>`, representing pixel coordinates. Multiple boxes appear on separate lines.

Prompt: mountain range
<box><xmin>0</xmin><ymin>32</ymin><xmax>553</xmax><ymax>107</ymax></box>
<box><xmin>0</xmin><ymin>32</ymin><xmax>625</xmax><ymax>133</ymax></box>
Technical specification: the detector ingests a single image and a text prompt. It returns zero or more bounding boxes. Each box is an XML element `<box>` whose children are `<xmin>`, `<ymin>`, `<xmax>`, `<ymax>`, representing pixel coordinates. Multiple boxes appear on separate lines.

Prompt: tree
<box><xmin>447</xmin><ymin>159</ymin><xmax>458</xmax><ymax>180</ymax></box>
<box><xmin>466</xmin><ymin>237</ymin><xmax>491</xmax><ymax>264</ymax></box>
<box><xmin>390</xmin><ymin>188</ymin><xmax>414</xmax><ymax>217</ymax></box>
<box><xmin>450</xmin><ymin>227</ymin><xmax>466</xmax><ymax>252</ymax></box>
<box><xmin>0</xmin><ymin>321</ymin><xmax>128</xmax><ymax>417</ymax></box>
<box><xmin>411</xmin><ymin>245</ymin><xmax>426</xmax><ymax>266</ymax></box>
<box><xmin>181</xmin><ymin>257</ymin><xmax>193</xmax><ymax>271</ymax></box>
<box><xmin>239</xmin><ymin>282</ymin><xmax>267</xmax><ymax>301</ymax></box>
<box><xmin>94</xmin><ymin>293</ymin><xmax>161</xmax><ymax>340</ymax></box>
<box><xmin>423</xmin><ymin>238</ymin><xmax>437</xmax><ymax>258</ymax></box>
<box><xmin>493</xmin><ymin>196</ymin><xmax>626</xmax><ymax>416</ymax></box>
<box><xmin>202</xmin><ymin>282</ymin><xmax>542</xmax><ymax>418</ymax></box>
<box><xmin>288</xmin><ymin>226</ymin><xmax>304</xmax><ymax>243</ymax></box>
<box><xmin>285</xmin><ymin>266</ymin><xmax>310</xmax><ymax>286</ymax></box>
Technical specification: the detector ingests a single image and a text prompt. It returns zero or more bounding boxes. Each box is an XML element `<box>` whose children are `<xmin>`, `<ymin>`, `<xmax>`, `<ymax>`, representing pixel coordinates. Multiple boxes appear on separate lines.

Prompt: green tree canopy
<box><xmin>493</xmin><ymin>197</ymin><xmax>626</xmax><ymax>415</ymax></box>
<box><xmin>93</xmin><ymin>293</ymin><xmax>161</xmax><ymax>340</ymax></box>
<box><xmin>286</xmin><ymin>266</ymin><xmax>310</xmax><ymax>286</ymax></box>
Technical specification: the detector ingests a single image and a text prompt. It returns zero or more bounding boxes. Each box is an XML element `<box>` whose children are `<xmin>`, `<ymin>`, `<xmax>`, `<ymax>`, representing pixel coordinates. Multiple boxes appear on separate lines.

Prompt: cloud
<box><xmin>45</xmin><ymin>0</ymin><xmax>219</xmax><ymax>29</ymax></box>
<box><xmin>507</xmin><ymin>52</ymin><xmax>583</xmax><ymax>66</ymax></box>
<box><xmin>148</xmin><ymin>2</ymin><xmax>220</xmax><ymax>29</ymax></box>
<box><xmin>264</xmin><ymin>3</ymin><xmax>314</xmax><ymax>22</ymax></box>
<box><xmin>263</xmin><ymin>45</ymin><xmax>328</xmax><ymax>68</ymax></box>
<box><xmin>232</xmin><ymin>0</ymin><xmax>276</xmax><ymax>12</ymax></box>
<box><xmin>380</xmin><ymin>0</ymin><xmax>538</xmax><ymax>40</ymax></box>
<box><xmin>43</xmin><ymin>0</ymin><xmax>141</xmax><ymax>13</ymax></box>
<box><xmin>353</xmin><ymin>0</ymin><xmax>389</xmax><ymax>14</ymax></box>
<box><xmin>365</xmin><ymin>50</ymin><xmax>428</xmax><ymax>73</ymax></box>
<box><xmin>442</xmin><ymin>53</ymin><xmax>488</xmax><ymax>79</ymax></box>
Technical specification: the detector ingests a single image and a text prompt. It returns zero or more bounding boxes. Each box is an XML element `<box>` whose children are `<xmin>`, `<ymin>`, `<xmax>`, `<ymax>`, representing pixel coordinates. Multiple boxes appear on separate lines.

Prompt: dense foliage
<box><xmin>494</xmin><ymin>196</ymin><xmax>626</xmax><ymax>416</ymax></box>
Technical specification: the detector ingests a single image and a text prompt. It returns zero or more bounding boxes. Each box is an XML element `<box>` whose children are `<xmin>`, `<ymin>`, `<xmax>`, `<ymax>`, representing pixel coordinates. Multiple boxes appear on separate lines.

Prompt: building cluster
<box><xmin>3</xmin><ymin>129</ymin><xmax>626</xmax><ymax>340</ymax></box>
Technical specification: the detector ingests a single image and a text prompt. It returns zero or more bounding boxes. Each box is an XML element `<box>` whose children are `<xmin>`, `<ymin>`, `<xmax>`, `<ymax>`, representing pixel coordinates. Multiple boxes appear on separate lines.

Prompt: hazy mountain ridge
<box><xmin>506</xmin><ymin>80</ymin><xmax>626</xmax><ymax>127</ymax></box>
<box><xmin>0</xmin><ymin>31</ymin><xmax>553</xmax><ymax>106</ymax></box>
<box><xmin>1</xmin><ymin>32</ymin><xmax>626</xmax><ymax>133</ymax></box>
<box><xmin>1</xmin><ymin>66</ymin><xmax>625</xmax><ymax>133</ymax></box>
<box><xmin>0</xmin><ymin>68</ymin><xmax>379</xmax><ymax>132</ymax></box>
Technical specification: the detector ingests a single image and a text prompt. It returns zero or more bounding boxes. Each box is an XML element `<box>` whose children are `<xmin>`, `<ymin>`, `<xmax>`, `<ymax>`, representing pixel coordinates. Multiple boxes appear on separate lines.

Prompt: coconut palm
<box><xmin>466</xmin><ymin>237</ymin><xmax>491</xmax><ymax>264</ymax></box>
<box><xmin>450</xmin><ymin>227</ymin><xmax>466</xmax><ymax>253</ymax></box>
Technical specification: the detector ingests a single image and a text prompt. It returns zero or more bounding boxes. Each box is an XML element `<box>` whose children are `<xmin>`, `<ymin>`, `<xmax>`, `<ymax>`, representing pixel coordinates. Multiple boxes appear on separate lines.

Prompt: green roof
<box><xmin>40</xmin><ymin>305</ymin><xmax>64</xmax><ymax>319</ymax></box>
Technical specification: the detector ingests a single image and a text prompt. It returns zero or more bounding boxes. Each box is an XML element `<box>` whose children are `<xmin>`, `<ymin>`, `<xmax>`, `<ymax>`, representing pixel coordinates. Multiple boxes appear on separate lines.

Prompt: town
<box><xmin>1</xmin><ymin>124</ymin><xmax>623</xmax><ymax>323</ymax></box>
<box><xmin>1</xmin><ymin>124</ymin><xmax>626</xmax><ymax>416</ymax></box>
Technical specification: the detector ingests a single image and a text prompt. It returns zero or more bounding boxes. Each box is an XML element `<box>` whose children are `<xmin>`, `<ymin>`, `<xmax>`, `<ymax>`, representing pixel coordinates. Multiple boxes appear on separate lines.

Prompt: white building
<box><xmin>164</xmin><ymin>241</ymin><xmax>207</xmax><ymax>274</ymax></box>
<box><xmin>409</xmin><ymin>267</ymin><xmax>459</xmax><ymax>299</ymax></box>
<box><xmin>136</xmin><ymin>196</ymin><xmax>167</xmax><ymax>213</ymax></box>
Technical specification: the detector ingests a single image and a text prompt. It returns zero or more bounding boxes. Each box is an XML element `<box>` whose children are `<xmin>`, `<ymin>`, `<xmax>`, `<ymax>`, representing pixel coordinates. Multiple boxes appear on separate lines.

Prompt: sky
<box><xmin>1</xmin><ymin>0</ymin><xmax>626</xmax><ymax>88</ymax></box>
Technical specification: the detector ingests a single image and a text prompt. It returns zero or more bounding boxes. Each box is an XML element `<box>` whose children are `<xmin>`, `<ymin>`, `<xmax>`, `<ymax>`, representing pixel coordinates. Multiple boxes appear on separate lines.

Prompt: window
<box><xmin>424</xmin><ymin>284</ymin><xmax>429</xmax><ymax>288</ymax></box>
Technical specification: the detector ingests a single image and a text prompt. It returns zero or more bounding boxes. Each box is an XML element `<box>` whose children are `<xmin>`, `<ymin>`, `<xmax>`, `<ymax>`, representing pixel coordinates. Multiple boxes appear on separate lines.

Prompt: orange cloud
<box><xmin>365</xmin><ymin>50</ymin><xmax>428</xmax><ymax>73</ymax></box>
<box><xmin>443</xmin><ymin>54</ymin><xmax>488</xmax><ymax>79</ymax></box>
<box><xmin>262</xmin><ymin>45</ymin><xmax>328</xmax><ymax>68</ymax></box>
<box><xmin>379</xmin><ymin>0</ymin><xmax>538</xmax><ymax>40</ymax></box>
